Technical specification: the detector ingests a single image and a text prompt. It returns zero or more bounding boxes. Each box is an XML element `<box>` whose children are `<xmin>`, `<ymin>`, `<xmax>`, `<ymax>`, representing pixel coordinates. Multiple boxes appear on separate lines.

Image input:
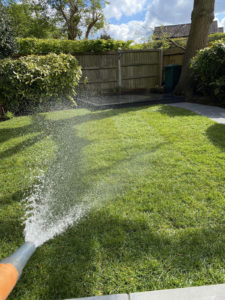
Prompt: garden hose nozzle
<box><xmin>0</xmin><ymin>242</ymin><xmax>36</xmax><ymax>300</ymax></box>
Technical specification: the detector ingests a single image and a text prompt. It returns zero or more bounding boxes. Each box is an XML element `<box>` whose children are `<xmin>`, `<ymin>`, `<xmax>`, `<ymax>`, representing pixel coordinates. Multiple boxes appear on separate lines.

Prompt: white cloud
<box><xmin>106</xmin><ymin>20</ymin><xmax>149</xmax><ymax>42</ymax></box>
<box><xmin>105</xmin><ymin>0</ymin><xmax>193</xmax><ymax>42</ymax></box>
<box><xmin>217</xmin><ymin>16</ymin><xmax>225</xmax><ymax>28</ymax></box>
<box><xmin>222</xmin><ymin>17</ymin><xmax>225</xmax><ymax>27</ymax></box>
<box><xmin>144</xmin><ymin>0</ymin><xmax>194</xmax><ymax>28</ymax></box>
<box><xmin>105</xmin><ymin>0</ymin><xmax>225</xmax><ymax>42</ymax></box>
<box><xmin>104</xmin><ymin>0</ymin><xmax>147</xmax><ymax>20</ymax></box>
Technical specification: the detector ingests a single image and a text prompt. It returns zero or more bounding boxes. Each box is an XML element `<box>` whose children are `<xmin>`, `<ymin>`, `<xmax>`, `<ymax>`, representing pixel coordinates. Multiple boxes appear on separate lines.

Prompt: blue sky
<box><xmin>100</xmin><ymin>0</ymin><xmax>225</xmax><ymax>42</ymax></box>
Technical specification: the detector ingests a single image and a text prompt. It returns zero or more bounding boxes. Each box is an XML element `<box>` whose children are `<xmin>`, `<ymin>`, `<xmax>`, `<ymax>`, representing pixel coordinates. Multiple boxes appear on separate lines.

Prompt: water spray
<box><xmin>0</xmin><ymin>242</ymin><xmax>36</xmax><ymax>300</ymax></box>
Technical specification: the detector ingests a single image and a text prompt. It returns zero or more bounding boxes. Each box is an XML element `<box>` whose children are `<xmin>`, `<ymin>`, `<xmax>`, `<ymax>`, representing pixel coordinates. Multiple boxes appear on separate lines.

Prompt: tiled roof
<box><xmin>154</xmin><ymin>20</ymin><xmax>224</xmax><ymax>39</ymax></box>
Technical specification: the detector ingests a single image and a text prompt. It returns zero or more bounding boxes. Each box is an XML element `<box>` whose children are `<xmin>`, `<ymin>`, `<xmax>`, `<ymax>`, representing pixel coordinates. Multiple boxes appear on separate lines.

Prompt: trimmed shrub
<box><xmin>191</xmin><ymin>41</ymin><xmax>225</xmax><ymax>103</ymax></box>
<box><xmin>131</xmin><ymin>38</ymin><xmax>187</xmax><ymax>50</ymax></box>
<box><xmin>0</xmin><ymin>4</ymin><xmax>17</xmax><ymax>58</ymax></box>
<box><xmin>17</xmin><ymin>38</ymin><xmax>133</xmax><ymax>56</ymax></box>
<box><xmin>0</xmin><ymin>53</ymin><xmax>82</xmax><ymax>113</ymax></box>
<box><xmin>131</xmin><ymin>33</ymin><xmax>225</xmax><ymax>50</ymax></box>
<box><xmin>209</xmin><ymin>33</ymin><xmax>225</xmax><ymax>43</ymax></box>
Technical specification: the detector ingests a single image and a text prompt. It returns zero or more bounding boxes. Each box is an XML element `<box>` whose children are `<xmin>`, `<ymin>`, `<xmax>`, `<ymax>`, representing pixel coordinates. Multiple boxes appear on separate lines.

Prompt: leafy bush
<box><xmin>17</xmin><ymin>38</ymin><xmax>133</xmax><ymax>56</ymax></box>
<box><xmin>209</xmin><ymin>33</ymin><xmax>225</xmax><ymax>43</ymax></box>
<box><xmin>132</xmin><ymin>33</ymin><xmax>225</xmax><ymax>51</ymax></box>
<box><xmin>0</xmin><ymin>53</ymin><xmax>82</xmax><ymax>113</ymax></box>
<box><xmin>5</xmin><ymin>111</ymin><xmax>14</xmax><ymax>120</ymax></box>
<box><xmin>191</xmin><ymin>41</ymin><xmax>225</xmax><ymax>102</ymax></box>
<box><xmin>131</xmin><ymin>38</ymin><xmax>187</xmax><ymax>50</ymax></box>
<box><xmin>0</xmin><ymin>3</ymin><xmax>17</xmax><ymax>58</ymax></box>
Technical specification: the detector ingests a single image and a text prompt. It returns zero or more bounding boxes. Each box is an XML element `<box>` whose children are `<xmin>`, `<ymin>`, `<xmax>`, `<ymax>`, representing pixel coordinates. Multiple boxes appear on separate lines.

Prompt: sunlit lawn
<box><xmin>0</xmin><ymin>105</ymin><xmax>225</xmax><ymax>300</ymax></box>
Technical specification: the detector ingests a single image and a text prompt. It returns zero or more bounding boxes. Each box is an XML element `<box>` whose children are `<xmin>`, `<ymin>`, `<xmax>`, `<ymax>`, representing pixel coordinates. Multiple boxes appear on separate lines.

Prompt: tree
<box><xmin>7</xmin><ymin>0</ymin><xmax>61</xmax><ymax>39</ymax></box>
<box><xmin>0</xmin><ymin>0</ymin><xmax>17</xmax><ymax>119</ymax></box>
<box><xmin>0</xmin><ymin>1</ymin><xmax>17</xmax><ymax>58</ymax></box>
<box><xmin>84</xmin><ymin>0</ymin><xmax>107</xmax><ymax>39</ymax></box>
<box><xmin>175</xmin><ymin>0</ymin><xmax>215</xmax><ymax>98</ymax></box>
<box><xmin>48</xmin><ymin>0</ymin><xmax>109</xmax><ymax>40</ymax></box>
<box><xmin>99</xmin><ymin>33</ymin><xmax>111</xmax><ymax>40</ymax></box>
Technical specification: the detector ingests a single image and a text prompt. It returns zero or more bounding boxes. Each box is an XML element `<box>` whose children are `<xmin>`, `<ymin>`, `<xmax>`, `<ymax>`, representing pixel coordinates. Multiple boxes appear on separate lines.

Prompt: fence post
<box><xmin>117</xmin><ymin>49</ymin><xmax>122</xmax><ymax>93</ymax></box>
<box><xmin>159</xmin><ymin>49</ymin><xmax>163</xmax><ymax>86</ymax></box>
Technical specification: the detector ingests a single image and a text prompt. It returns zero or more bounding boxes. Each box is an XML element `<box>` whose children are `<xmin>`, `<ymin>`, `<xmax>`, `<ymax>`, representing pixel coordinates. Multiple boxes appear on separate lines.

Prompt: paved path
<box><xmin>169</xmin><ymin>102</ymin><xmax>225</xmax><ymax>125</ymax></box>
<box><xmin>66</xmin><ymin>284</ymin><xmax>225</xmax><ymax>300</ymax></box>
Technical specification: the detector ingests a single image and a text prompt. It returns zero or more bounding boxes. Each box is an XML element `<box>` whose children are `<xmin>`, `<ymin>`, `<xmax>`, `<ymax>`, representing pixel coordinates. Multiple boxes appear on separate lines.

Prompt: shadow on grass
<box><xmin>206</xmin><ymin>123</ymin><xmax>225</xmax><ymax>150</ymax></box>
<box><xmin>0</xmin><ymin>189</ymin><xmax>31</xmax><ymax>206</ymax></box>
<box><xmin>0</xmin><ymin>107</ymin><xmax>143</xmax><ymax>156</ymax></box>
<box><xmin>0</xmin><ymin>107</ymin><xmax>141</xmax><ymax>211</ymax></box>
<box><xmin>158</xmin><ymin>105</ymin><xmax>225</xmax><ymax>151</ymax></box>
<box><xmin>158</xmin><ymin>105</ymin><xmax>197</xmax><ymax>118</ymax></box>
<box><xmin>0</xmin><ymin>218</ymin><xmax>24</xmax><ymax>242</ymax></box>
<box><xmin>12</xmin><ymin>212</ymin><xmax>225</xmax><ymax>300</ymax></box>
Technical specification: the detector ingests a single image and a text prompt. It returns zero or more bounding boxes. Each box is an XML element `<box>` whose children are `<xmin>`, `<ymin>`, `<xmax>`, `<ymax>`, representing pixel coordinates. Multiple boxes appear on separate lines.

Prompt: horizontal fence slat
<box><xmin>122</xmin><ymin>75</ymin><xmax>158</xmax><ymax>81</ymax></box>
<box><xmin>121</xmin><ymin>63</ymin><xmax>159</xmax><ymax>67</ymax></box>
<box><xmin>80</xmin><ymin>80</ymin><xmax>118</xmax><ymax>84</ymax></box>
<box><xmin>82</xmin><ymin>66</ymin><xmax>117</xmax><ymax>70</ymax></box>
<box><xmin>119</xmin><ymin>49</ymin><xmax>161</xmax><ymax>53</ymax></box>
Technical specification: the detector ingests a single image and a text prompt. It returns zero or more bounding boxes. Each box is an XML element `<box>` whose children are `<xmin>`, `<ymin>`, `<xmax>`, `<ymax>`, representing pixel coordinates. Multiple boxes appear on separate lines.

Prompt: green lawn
<box><xmin>0</xmin><ymin>105</ymin><xmax>225</xmax><ymax>300</ymax></box>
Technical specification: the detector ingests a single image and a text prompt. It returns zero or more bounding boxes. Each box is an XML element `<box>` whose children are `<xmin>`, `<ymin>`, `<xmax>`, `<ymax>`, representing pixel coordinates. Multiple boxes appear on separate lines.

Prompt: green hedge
<box><xmin>191</xmin><ymin>41</ymin><xmax>225</xmax><ymax>103</ymax></box>
<box><xmin>209</xmin><ymin>32</ymin><xmax>225</xmax><ymax>42</ymax></box>
<box><xmin>17</xmin><ymin>38</ymin><xmax>133</xmax><ymax>56</ymax></box>
<box><xmin>131</xmin><ymin>33</ymin><xmax>225</xmax><ymax>50</ymax></box>
<box><xmin>131</xmin><ymin>38</ymin><xmax>186</xmax><ymax>50</ymax></box>
<box><xmin>0</xmin><ymin>53</ymin><xmax>82</xmax><ymax>113</ymax></box>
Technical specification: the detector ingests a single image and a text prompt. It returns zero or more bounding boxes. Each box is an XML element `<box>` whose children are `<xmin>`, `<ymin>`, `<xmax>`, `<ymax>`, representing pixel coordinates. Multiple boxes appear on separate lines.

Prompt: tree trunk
<box><xmin>175</xmin><ymin>0</ymin><xmax>215</xmax><ymax>98</ymax></box>
<box><xmin>67</xmin><ymin>23</ymin><xmax>78</xmax><ymax>40</ymax></box>
<box><xmin>0</xmin><ymin>104</ymin><xmax>6</xmax><ymax>119</ymax></box>
<box><xmin>68</xmin><ymin>30</ymin><xmax>74</xmax><ymax>40</ymax></box>
<box><xmin>85</xmin><ymin>23</ymin><xmax>92</xmax><ymax>39</ymax></box>
<box><xmin>68</xmin><ymin>31</ymin><xmax>75</xmax><ymax>40</ymax></box>
<box><xmin>85</xmin><ymin>19</ymin><xmax>98</xmax><ymax>39</ymax></box>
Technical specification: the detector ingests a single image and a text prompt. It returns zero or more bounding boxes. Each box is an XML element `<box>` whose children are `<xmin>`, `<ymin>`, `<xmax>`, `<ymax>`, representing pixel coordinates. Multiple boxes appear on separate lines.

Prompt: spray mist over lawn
<box><xmin>22</xmin><ymin>107</ymin><xmax>164</xmax><ymax>247</ymax></box>
<box><xmin>22</xmin><ymin>109</ymin><xmax>103</xmax><ymax>247</ymax></box>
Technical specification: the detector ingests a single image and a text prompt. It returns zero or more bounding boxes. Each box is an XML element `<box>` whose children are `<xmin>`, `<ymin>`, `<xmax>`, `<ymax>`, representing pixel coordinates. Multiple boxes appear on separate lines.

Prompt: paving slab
<box><xmin>65</xmin><ymin>294</ymin><xmax>129</xmax><ymax>300</ymax></box>
<box><xmin>169</xmin><ymin>102</ymin><xmax>225</xmax><ymax>125</ymax></box>
<box><xmin>77</xmin><ymin>94</ymin><xmax>184</xmax><ymax>109</ymax></box>
<box><xmin>66</xmin><ymin>285</ymin><xmax>225</xmax><ymax>300</ymax></box>
<box><xmin>129</xmin><ymin>284</ymin><xmax>225</xmax><ymax>300</ymax></box>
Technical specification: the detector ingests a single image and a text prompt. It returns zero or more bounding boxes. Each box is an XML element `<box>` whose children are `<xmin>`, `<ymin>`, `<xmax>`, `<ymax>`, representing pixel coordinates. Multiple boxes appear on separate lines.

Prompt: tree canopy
<box><xmin>0</xmin><ymin>1</ymin><xmax>17</xmax><ymax>58</ymax></box>
<box><xmin>48</xmin><ymin>0</ymin><xmax>109</xmax><ymax>40</ymax></box>
<box><xmin>5</xmin><ymin>0</ymin><xmax>62</xmax><ymax>39</ymax></box>
<box><xmin>1</xmin><ymin>0</ymin><xmax>109</xmax><ymax>40</ymax></box>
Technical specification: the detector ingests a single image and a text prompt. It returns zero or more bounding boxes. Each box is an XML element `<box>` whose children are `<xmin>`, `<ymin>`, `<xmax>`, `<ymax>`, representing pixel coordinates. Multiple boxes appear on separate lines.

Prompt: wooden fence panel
<box><xmin>163</xmin><ymin>48</ymin><xmax>185</xmax><ymax>67</ymax></box>
<box><xmin>82</xmin><ymin>68</ymin><xmax>117</xmax><ymax>83</ymax></box>
<box><xmin>122</xmin><ymin>77</ymin><xmax>159</xmax><ymax>90</ymax></box>
<box><xmin>76</xmin><ymin>53</ymin><xmax>118</xmax><ymax>94</ymax></box>
<box><xmin>77</xmin><ymin>53</ymin><xmax>117</xmax><ymax>69</ymax></box>
<box><xmin>120</xmin><ymin>50</ymin><xmax>160</xmax><ymax>92</ymax></box>
<box><xmin>121</xmin><ymin>65</ymin><xmax>159</xmax><ymax>80</ymax></box>
<box><xmin>77</xmin><ymin>48</ymin><xmax>184</xmax><ymax>94</ymax></box>
<box><xmin>121</xmin><ymin>50</ymin><xmax>159</xmax><ymax>66</ymax></box>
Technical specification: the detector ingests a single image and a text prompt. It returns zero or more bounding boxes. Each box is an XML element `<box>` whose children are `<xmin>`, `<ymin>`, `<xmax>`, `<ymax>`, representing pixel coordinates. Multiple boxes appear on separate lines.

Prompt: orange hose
<box><xmin>0</xmin><ymin>264</ymin><xmax>19</xmax><ymax>300</ymax></box>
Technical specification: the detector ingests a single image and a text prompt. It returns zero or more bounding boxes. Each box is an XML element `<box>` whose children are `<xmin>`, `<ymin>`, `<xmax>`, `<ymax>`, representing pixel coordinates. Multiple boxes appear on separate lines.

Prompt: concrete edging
<box><xmin>65</xmin><ymin>284</ymin><xmax>225</xmax><ymax>300</ymax></box>
<box><xmin>168</xmin><ymin>102</ymin><xmax>225</xmax><ymax>125</ymax></box>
